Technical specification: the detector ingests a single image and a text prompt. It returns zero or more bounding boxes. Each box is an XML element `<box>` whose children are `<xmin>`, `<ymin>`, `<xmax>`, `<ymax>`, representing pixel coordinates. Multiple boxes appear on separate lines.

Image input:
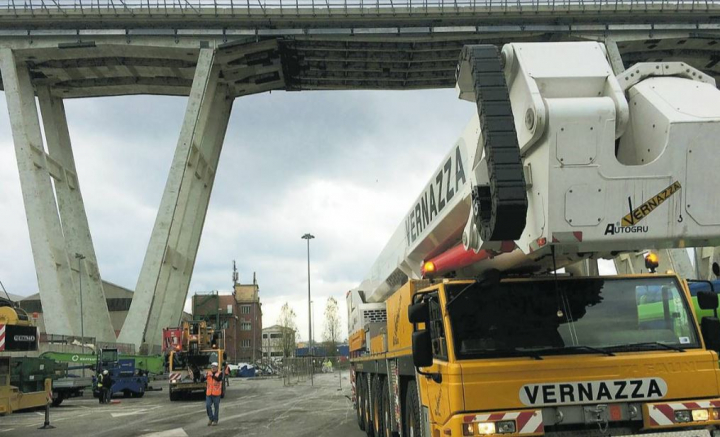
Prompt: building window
<box><xmin>241</xmin><ymin>322</ymin><xmax>251</xmax><ymax>331</ymax></box>
<box><xmin>271</xmin><ymin>352</ymin><xmax>284</xmax><ymax>357</ymax></box>
<box><xmin>270</xmin><ymin>333</ymin><xmax>282</xmax><ymax>339</ymax></box>
<box><xmin>262</xmin><ymin>333</ymin><xmax>268</xmax><ymax>339</ymax></box>
<box><xmin>241</xmin><ymin>305</ymin><xmax>251</xmax><ymax>314</ymax></box>
<box><xmin>242</xmin><ymin>339</ymin><xmax>251</xmax><ymax>348</ymax></box>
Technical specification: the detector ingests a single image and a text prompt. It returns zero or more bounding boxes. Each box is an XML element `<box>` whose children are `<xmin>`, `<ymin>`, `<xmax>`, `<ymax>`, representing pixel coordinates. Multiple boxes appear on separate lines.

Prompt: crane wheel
<box><xmin>404</xmin><ymin>381</ymin><xmax>423</xmax><ymax>437</ymax></box>
<box><xmin>381</xmin><ymin>378</ymin><xmax>392</xmax><ymax>437</ymax></box>
<box><xmin>371</xmin><ymin>375</ymin><xmax>382</xmax><ymax>437</ymax></box>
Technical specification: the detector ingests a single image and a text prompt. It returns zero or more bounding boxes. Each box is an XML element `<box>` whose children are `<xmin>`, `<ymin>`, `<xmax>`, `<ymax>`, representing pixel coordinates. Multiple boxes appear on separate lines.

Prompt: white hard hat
<box><xmin>211</xmin><ymin>362</ymin><xmax>218</xmax><ymax>367</ymax></box>
<box><xmin>103</xmin><ymin>370</ymin><xmax>109</xmax><ymax>375</ymax></box>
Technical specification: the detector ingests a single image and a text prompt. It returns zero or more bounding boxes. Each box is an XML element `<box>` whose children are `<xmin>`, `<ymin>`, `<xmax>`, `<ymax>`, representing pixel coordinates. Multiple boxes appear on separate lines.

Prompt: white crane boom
<box><xmin>349</xmin><ymin>42</ymin><xmax>720</xmax><ymax>335</ymax></box>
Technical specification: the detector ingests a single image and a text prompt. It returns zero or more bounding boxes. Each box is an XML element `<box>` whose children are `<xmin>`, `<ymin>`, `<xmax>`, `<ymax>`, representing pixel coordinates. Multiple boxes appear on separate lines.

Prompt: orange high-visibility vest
<box><xmin>206</xmin><ymin>371</ymin><xmax>222</xmax><ymax>397</ymax></box>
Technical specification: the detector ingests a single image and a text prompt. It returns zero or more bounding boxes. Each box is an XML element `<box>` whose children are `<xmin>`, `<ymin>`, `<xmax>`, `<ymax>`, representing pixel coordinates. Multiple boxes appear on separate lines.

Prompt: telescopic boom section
<box><xmin>352</xmin><ymin>42</ymin><xmax>720</xmax><ymax>314</ymax></box>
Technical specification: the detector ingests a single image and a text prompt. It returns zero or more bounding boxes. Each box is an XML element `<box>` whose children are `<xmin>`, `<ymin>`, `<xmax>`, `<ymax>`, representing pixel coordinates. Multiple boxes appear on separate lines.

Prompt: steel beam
<box><xmin>0</xmin><ymin>48</ymin><xmax>80</xmax><ymax>336</ymax></box>
<box><xmin>36</xmin><ymin>86</ymin><xmax>117</xmax><ymax>342</ymax></box>
<box><xmin>118</xmin><ymin>48</ymin><xmax>233</xmax><ymax>350</ymax></box>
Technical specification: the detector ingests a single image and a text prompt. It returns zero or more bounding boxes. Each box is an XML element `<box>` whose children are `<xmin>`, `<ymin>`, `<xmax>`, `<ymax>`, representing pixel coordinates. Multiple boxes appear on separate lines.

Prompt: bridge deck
<box><xmin>1</xmin><ymin>0</ymin><xmax>720</xmax><ymax>29</ymax></box>
<box><xmin>0</xmin><ymin>0</ymin><xmax>719</xmax><ymax>97</ymax></box>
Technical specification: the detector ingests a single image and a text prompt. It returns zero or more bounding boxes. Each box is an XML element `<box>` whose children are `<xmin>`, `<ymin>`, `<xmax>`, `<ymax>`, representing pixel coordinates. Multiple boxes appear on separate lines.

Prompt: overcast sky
<box><xmin>0</xmin><ymin>88</ymin><xmax>477</xmax><ymax>342</ymax></box>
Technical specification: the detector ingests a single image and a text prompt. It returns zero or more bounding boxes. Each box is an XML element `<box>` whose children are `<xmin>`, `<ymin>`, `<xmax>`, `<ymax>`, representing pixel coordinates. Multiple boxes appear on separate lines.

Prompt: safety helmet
<box><xmin>103</xmin><ymin>370</ymin><xmax>109</xmax><ymax>375</ymax></box>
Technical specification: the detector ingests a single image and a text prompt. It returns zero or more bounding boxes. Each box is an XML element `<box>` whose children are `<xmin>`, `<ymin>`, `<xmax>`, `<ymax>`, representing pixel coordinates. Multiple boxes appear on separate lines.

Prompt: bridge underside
<box><xmin>2</xmin><ymin>7</ymin><xmax>720</xmax><ymax>350</ymax></box>
<box><xmin>2</xmin><ymin>33</ymin><xmax>720</xmax><ymax>98</ymax></box>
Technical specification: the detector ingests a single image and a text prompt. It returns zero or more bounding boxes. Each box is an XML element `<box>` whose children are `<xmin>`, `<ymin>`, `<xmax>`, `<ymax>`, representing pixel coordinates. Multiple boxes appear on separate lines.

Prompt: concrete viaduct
<box><xmin>1</xmin><ymin>0</ymin><xmax>719</xmax><ymax>351</ymax></box>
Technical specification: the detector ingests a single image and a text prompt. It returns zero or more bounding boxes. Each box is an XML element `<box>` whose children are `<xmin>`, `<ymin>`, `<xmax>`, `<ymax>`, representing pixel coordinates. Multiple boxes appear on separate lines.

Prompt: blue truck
<box><xmin>93</xmin><ymin>349</ymin><xmax>148</xmax><ymax>399</ymax></box>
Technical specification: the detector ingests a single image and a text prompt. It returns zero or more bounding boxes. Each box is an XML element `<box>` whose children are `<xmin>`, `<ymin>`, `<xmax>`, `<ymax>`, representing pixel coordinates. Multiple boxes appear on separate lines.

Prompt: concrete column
<box><xmin>565</xmin><ymin>258</ymin><xmax>600</xmax><ymax>277</ymax></box>
<box><xmin>604</xmin><ymin>38</ymin><xmax>626</xmax><ymax>75</ymax></box>
<box><xmin>153</xmin><ymin>85</ymin><xmax>234</xmax><ymax>347</ymax></box>
<box><xmin>695</xmin><ymin>247</ymin><xmax>720</xmax><ymax>280</ymax></box>
<box><xmin>118</xmin><ymin>48</ymin><xmax>234</xmax><ymax>349</ymax></box>
<box><xmin>0</xmin><ymin>49</ymin><xmax>79</xmax><ymax>336</ymax></box>
<box><xmin>36</xmin><ymin>87</ymin><xmax>116</xmax><ymax>342</ymax></box>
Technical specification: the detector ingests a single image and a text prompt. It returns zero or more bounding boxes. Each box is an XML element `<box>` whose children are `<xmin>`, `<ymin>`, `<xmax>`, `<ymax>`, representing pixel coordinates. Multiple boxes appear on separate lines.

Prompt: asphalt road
<box><xmin>0</xmin><ymin>372</ymin><xmax>366</xmax><ymax>437</ymax></box>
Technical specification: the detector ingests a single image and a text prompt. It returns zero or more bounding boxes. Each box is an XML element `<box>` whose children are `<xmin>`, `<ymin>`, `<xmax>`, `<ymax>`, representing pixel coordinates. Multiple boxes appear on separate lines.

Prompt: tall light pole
<box><xmin>75</xmin><ymin>253</ymin><xmax>86</xmax><ymax>376</ymax></box>
<box><xmin>310</xmin><ymin>300</ymin><xmax>314</xmax><ymax>353</ymax></box>
<box><xmin>301</xmin><ymin>233</ymin><xmax>314</xmax><ymax>385</ymax></box>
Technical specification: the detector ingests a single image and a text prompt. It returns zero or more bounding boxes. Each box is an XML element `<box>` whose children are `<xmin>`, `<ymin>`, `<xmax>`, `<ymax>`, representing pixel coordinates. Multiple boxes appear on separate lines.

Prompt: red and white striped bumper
<box><xmin>462</xmin><ymin>410</ymin><xmax>544</xmax><ymax>435</ymax></box>
<box><xmin>0</xmin><ymin>324</ymin><xmax>5</xmax><ymax>351</ymax></box>
<box><xmin>644</xmin><ymin>399</ymin><xmax>720</xmax><ymax>429</ymax></box>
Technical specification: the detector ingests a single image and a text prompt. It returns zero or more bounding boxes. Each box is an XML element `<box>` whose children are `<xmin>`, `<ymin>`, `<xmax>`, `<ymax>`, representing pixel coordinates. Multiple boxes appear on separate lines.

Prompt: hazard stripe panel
<box><xmin>645</xmin><ymin>398</ymin><xmax>720</xmax><ymax>427</ymax></box>
<box><xmin>0</xmin><ymin>324</ymin><xmax>5</xmax><ymax>351</ymax></box>
<box><xmin>463</xmin><ymin>409</ymin><xmax>543</xmax><ymax>434</ymax></box>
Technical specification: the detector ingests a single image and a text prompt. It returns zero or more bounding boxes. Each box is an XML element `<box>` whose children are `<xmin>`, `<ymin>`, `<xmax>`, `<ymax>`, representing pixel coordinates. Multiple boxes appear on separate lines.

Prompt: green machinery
<box><xmin>10</xmin><ymin>357</ymin><xmax>92</xmax><ymax>406</ymax></box>
<box><xmin>40</xmin><ymin>351</ymin><xmax>165</xmax><ymax>376</ymax></box>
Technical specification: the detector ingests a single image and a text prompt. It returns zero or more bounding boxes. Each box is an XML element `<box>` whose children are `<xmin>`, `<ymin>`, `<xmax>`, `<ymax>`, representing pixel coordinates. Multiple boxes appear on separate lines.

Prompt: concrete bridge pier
<box><xmin>117</xmin><ymin>48</ymin><xmax>235</xmax><ymax>350</ymax></box>
<box><xmin>0</xmin><ymin>48</ymin><xmax>116</xmax><ymax>341</ymax></box>
<box><xmin>695</xmin><ymin>247</ymin><xmax>720</xmax><ymax>280</ymax></box>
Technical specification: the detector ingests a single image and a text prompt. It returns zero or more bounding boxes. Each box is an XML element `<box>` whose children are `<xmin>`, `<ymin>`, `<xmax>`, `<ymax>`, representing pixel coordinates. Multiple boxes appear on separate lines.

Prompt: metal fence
<box><xmin>39</xmin><ymin>333</ymin><xmax>96</xmax><ymax>354</ymax></box>
<box><xmin>281</xmin><ymin>357</ymin><xmax>314</xmax><ymax>386</ymax></box>
<box><xmin>38</xmin><ymin>334</ymin><xmax>136</xmax><ymax>355</ymax></box>
<box><xmin>97</xmin><ymin>341</ymin><xmax>136</xmax><ymax>355</ymax></box>
<box><xmin>0</xmin><ymin>0</ymin><xmax>718</xmax><ymax>16</ymax></box>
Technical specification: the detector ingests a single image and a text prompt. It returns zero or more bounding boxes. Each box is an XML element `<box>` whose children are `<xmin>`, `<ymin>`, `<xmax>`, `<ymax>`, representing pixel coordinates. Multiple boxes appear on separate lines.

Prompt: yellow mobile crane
<box><xmin>167</xmin><ymin>320</ymin><xmax>227</xmax><ymax>401</ymax></box>
<box><xmin>349</xmin><ymin>42</ymin><xmax>720</xmax><ymax>437</ymax></box>
<box><xmin>0</xmin><ymin>295</ymin><xmax>51</xmax><ymax>415</ymax></box>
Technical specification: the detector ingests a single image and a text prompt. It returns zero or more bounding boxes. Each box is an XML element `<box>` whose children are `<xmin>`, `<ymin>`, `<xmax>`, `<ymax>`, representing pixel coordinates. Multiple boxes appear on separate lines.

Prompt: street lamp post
<box><xmin>74</xmin><ymin>253</ymin><xmax>86</xmax><ymax>377</ymax></box>
<box><xmin>301</xmin><ymin>233</ymin><xmax>315</xmax><ymax>385</ymax></box>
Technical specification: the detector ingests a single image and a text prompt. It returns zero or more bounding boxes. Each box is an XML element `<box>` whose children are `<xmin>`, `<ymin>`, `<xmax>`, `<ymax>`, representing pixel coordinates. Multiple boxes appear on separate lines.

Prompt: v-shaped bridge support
<box><xmin>1</xmin><ymin>40</ymin><xmax>283</xmax><ymax>350</ymax></box>
<box><xmin>117</xmin><ymin>48</ymin><xmax>235</xmax><ymax>350</ymax></box>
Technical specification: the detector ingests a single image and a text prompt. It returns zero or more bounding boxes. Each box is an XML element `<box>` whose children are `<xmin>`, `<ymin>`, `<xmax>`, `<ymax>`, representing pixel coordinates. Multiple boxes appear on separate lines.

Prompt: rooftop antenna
<box><xmin>232</xmin><ymin>260</ymin><xmax>239</xmax><ymax>287</ymax></box>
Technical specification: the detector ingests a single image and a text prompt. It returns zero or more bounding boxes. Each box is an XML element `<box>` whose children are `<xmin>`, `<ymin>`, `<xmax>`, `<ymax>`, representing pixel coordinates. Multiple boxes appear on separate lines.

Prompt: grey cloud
<box><xmin>0</xmin><ymin>87</ymin><xmax>474</xmax><ymax>340</ymax></box>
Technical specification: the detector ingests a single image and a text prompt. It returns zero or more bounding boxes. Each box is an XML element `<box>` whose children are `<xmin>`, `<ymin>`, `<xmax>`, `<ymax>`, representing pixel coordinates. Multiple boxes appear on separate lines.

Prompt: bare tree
<box><xmin>277</xmin><ymin>302</ymin><xmax>298</xmax><ymax>358</ymax></box>
<box><xmin>323</xmin><ymin>297</ymin><xmax>341</xmax><ymax>356</ymax></box>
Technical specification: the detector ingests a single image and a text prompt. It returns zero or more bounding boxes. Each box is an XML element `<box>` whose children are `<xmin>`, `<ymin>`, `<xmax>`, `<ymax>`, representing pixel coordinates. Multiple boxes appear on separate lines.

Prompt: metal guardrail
<box><xmin>0</xmin><ymin>0</ymin><xmax>717</xmax><ymax>16</ymax></box>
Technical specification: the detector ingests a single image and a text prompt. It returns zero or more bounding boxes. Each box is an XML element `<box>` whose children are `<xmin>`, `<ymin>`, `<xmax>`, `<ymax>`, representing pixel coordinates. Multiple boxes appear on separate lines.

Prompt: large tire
<box><xmin>356</xmin><ymin>373</ymin><xmax>365</xmax><ymax>431</ymax></box>
<box><xmin>364</xmin><ymin>374</ymin><xmax>375</xmax><ymax>437</ymax></box>
<box><xmin>404</xmin><ymin>381</ymin><xmax>423</xmax><ymax>437</ymax></box>
<box><xmin>169</xmin><ymin>388</ymin><xmax>179</xmax><ymax>401</ymax></box>
<box><xmin>371</xmin><ymin>376</ymin><xmax>383</xmax><ymax>437</ymax></box>
<box><xmin>358</xmin><ymin>374</ymin><xmax>369</xmax><ymax>432</ymax></box>
<box><xmin>51</xmin><ymin>394</ymin><xmax>64</xmax><ymax>407</ymax></box>
<box><xmin>381</xmin><ymin>379</ymin><xmax>392</xmax><ymax>437</ymax></box>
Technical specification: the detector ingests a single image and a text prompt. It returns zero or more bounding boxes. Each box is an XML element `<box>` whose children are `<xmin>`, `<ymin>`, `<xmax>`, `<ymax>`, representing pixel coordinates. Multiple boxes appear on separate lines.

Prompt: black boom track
<box><xmin>462</xmin><ymin>45</ymin><xmax>528</xmax><ymax>242</ymax></box>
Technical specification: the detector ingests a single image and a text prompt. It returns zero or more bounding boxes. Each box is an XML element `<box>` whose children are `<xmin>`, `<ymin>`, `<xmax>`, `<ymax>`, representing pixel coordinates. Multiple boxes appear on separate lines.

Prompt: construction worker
<box><xmin>101</xmin><ymin>370</ymin><xmax>113</xmax><ymax>404</ymax></box>
<box><xmin>224</xmin><ymin>363</ymin><xmax>231</xmax><ymax>386</ymax></box>
<box><xmin>96</xmin><ymin>370</ymin><xmax>104</xmax><ymax>404</ymax></box>
<box><xmin>205</xmin><ymin>362</ymin><xmax>223</xmax><ymax>426</ymax></box>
